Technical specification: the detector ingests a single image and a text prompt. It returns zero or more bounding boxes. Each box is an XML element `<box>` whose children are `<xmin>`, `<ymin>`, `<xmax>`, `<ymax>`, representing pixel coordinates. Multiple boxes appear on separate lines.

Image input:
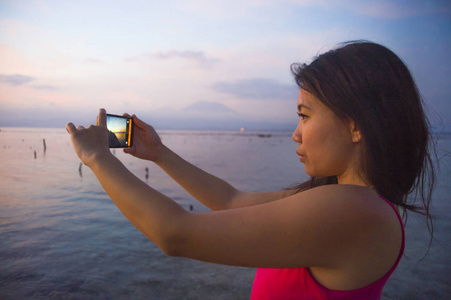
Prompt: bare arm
<box><xmin>123</xmin><ymin>113</ymin><xmax>295</xmax><ymax>210</ymax></box>
<box><xmin>154</xmin><ymin>144</ymin><xmax>296</xmax><ymax>210</ymax></box>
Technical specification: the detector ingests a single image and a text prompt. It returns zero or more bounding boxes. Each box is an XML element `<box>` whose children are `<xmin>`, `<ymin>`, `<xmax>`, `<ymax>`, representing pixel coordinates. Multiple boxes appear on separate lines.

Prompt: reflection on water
<box><xmin>0</xmin><ymin>128</ymin><xmax>450</xmax><ymax>299</ymax></box>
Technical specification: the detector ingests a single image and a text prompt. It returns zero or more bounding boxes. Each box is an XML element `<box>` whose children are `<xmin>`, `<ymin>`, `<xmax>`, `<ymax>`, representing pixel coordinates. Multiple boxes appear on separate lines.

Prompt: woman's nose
<box><xmin>292</xmin><ymin>125</ymin><xmax>302</xmax><ymax>143</ymax></box>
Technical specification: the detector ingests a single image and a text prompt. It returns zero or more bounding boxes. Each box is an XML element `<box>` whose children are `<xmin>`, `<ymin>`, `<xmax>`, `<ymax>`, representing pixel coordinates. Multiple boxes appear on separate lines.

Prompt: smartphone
<box><xmin>106</xmin><ymin>114</ymin><xmax>133</xmax><ymax>148</ymax></box>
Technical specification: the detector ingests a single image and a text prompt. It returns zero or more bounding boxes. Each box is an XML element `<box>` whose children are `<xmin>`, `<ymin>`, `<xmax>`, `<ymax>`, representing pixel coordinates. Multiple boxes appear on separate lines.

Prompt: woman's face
<box><xmin>292</xmin><ymin>89</ymin><xmax>360</xmax><ymax>182</ymax></box>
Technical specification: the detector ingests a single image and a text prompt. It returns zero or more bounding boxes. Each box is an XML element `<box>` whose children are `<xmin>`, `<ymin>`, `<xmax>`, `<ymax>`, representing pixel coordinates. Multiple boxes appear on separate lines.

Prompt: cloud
<box><xmin>211</xmin><ymin>78</ymin><xmax>298</xmax><ymax>101</ymax></box>
<box><xmin>30</xmin><ymin>85</ymin><xmax>59</xmax><ymax>90</ymax></box>
<box><xmin>127</xmin><ymin>51</ymin><xmax>220</xmax><ymax>65</ymax></box>
<box><xmin>0</xmin><ymin>74</ymin><xmax>57</xmax><ymax>90</ymax></box>
<box><xmin>0</xmin><ymin>74</ymin><xmax>34</xmax><ymax>85</ymax></box>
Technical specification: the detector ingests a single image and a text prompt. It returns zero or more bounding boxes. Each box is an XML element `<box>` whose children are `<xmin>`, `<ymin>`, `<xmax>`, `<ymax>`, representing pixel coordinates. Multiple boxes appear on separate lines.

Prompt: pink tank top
<box><xmin>251</xmin><ymin>196</ymin><xmax>405</xmax><ymax>300</ymax></box>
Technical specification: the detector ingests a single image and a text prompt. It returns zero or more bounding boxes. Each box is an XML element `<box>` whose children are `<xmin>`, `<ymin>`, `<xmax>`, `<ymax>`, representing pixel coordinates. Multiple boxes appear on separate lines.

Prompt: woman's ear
<box><xmin>349</xmin><ymin>120</ymin><xmax>362</xmax><ymax>143</ymax></box>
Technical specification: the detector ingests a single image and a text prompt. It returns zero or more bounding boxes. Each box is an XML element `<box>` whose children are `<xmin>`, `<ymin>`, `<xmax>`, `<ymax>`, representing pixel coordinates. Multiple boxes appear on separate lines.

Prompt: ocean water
<box><xmin>0</xmin><ymin>128</ymin><xmax>450</xmax><ymax>299</ymax></box>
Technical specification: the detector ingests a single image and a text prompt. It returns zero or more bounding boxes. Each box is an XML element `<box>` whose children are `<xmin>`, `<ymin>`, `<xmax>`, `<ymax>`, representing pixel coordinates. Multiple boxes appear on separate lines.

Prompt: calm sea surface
<box><xmin>1</xmin><ymin>128</ymin><xmax>450</xmax><ymax>299</ymax></box>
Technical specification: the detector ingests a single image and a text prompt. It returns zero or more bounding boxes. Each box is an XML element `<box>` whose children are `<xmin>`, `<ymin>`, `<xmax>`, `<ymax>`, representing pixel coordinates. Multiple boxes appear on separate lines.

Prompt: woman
<box><xmin>66</xmin><ymin>41</ymin><xmax>435</xmax><ymax>299</ymax></box>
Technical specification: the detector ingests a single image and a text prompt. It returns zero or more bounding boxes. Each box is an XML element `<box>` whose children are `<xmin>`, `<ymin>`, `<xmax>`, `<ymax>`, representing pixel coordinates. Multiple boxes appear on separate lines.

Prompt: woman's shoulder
<box><xmin>295</xmin><ymin>184</ymin><xmax>386</xmax><ymax>210</ymax></box>
<box><xmin>289</xmin><ymin>184</ymin><xmax>401</xmax><ymax>240</ymax></box>
<box><xmin>307</xmin><ymin>183</ymin><xmax>376</xmax><ymax>196</ymax></box>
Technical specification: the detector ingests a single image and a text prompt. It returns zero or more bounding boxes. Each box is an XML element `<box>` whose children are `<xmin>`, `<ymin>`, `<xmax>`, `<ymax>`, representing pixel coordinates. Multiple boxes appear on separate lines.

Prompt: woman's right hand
<box><xmin>123</xmin><ymin>114</ymin><xmax>164</xmax><ymax>162</ymax></box>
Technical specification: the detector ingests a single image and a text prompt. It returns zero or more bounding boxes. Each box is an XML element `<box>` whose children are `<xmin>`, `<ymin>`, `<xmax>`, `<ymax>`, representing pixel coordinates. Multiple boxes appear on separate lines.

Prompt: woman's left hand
<box><xmin>66</xmin><ymin>108</ymin><xmax>111</xmax><ymax>167</ymax></box>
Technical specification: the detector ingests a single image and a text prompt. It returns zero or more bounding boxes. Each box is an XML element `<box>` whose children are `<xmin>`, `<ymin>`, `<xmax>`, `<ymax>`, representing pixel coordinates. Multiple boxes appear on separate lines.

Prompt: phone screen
<box><xmin>106</xmin><ymin>114</ymin><xmax>133</xmax><ymax>148</ymax></box>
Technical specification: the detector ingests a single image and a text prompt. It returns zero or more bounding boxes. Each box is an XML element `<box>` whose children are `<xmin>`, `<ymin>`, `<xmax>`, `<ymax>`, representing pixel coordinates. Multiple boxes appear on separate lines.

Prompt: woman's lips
<box><xmin>296</xmin><ymin>151</ymin><xmax>305</xmax><ymax>162</ymax></box>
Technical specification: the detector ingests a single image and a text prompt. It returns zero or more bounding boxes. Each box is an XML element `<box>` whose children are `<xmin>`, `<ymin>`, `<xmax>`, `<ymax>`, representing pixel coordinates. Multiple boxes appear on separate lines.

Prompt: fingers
<box><xmin>66</xmin><ymin>122</ymin><xmax>87</xmax><ymax>134</ymax></box>
<box><xmin>122</xmin><ymin>112</ymin><xmax>131</xmax><ymax>118</ymax></box>
<box><xmin>66</xmin><ymin>122</ymin><xmax>76</xmax><ymax>134</ymax></box>
<box><xmin>123</xmin><ymin>145</ymin><xmax>136</xmax><ymax>155</ymax></box>
<box><xmin>70</xmin><ymin>108</ymin><xmax>106</xmax><ymax>134</ymax></box>
<box><xmin>97</xmin><ymin>108</ymin><xmax>107</xmax><ymax>127</ymax></box>
<box><xmin>132</xmin><ymin>114</ymin><xmax>146</xmax><ymax>128</ymax></box>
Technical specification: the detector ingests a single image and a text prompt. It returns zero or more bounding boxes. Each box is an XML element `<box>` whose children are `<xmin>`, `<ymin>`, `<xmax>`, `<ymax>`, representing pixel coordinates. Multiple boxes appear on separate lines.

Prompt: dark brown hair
<box><xmin>291</xmin><ymin>41</ymin><xmax>435</xmax><ymax>229</ymax></box>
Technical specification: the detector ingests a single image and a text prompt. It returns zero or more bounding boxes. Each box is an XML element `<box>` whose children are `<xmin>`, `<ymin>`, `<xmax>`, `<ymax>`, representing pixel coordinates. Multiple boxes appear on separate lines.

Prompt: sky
<box><xmin>0</xmin><ymin>0</ymin><xmax>450</xmax><ymax>131</ymax></box>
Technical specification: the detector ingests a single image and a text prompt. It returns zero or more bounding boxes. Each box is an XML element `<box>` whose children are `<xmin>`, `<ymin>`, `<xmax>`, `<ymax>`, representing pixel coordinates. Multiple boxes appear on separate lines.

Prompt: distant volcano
<box><xmin>185</xmin><ymin>101</ymin><xmax>237</xmax><ymax>114</ymax></box>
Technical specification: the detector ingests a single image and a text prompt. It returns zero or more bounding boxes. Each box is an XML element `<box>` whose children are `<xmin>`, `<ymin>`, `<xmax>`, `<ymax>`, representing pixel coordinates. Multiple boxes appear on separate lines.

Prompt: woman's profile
<box><xmin>66</xmin><ymin>41</ymin><xmax>435</xmax><ymax>299</ymax></box>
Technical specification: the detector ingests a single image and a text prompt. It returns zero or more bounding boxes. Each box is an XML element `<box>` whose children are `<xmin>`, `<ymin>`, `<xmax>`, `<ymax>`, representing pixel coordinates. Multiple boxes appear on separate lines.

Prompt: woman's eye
<box><xmin>297</xmin><ymin>112</ymin><xmax>308</xmax><ymax>120</ymax></box>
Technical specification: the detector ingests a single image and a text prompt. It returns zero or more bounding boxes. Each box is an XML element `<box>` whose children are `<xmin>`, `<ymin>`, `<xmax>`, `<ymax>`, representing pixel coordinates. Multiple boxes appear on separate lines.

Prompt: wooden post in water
<box><xmin>43</xmin><ymin>138</ymin><xmax>47</xmax><ymax>153</ymax></box>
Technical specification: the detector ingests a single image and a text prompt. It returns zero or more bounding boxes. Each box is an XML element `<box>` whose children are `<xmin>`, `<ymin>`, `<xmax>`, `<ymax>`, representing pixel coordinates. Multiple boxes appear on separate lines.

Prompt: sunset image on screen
<box><xmin>107</xmin><ymin>116</ymin><xmax>128</xmax><ymax>146</ymax></box>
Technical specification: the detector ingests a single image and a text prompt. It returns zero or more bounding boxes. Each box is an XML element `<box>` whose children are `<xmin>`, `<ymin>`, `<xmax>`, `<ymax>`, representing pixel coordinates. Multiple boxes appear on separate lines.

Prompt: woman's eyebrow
<box><xmin>297</xmin><ymin>104</ymin><xmax>311</xmax><ymax>111</ymax></box>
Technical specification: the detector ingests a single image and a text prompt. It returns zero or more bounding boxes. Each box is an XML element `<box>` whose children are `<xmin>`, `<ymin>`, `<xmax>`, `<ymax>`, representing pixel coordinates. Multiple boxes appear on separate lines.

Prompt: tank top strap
<box><xmin>378</xmin><ymin>194</ymin><xmax>405</xmax><ymax>278</ymax></box>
